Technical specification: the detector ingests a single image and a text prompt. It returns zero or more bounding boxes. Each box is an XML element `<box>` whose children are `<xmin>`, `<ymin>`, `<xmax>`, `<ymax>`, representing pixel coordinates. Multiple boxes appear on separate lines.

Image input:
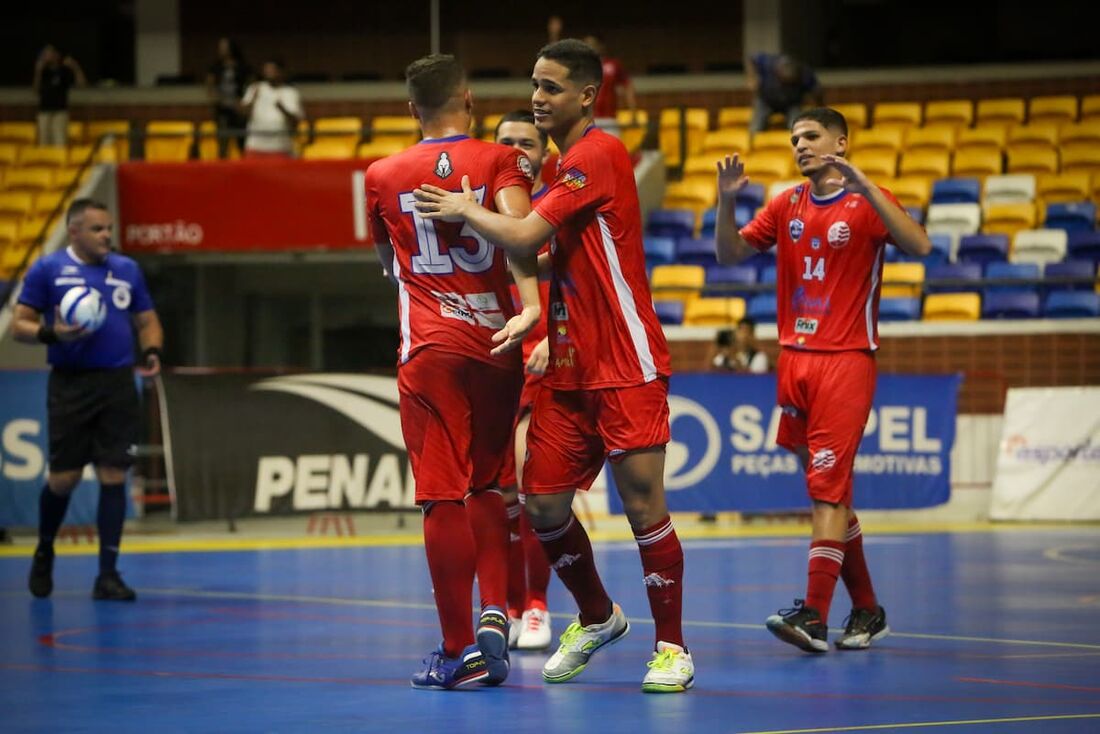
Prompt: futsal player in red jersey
<box><xmin>415</xmin><ymin>39</ymin><xmax>692</xmax><ymax>693</ymax></box>
<box><xmin>714</xmin><ymin>107</ymin><xmax>932</xmax><ymax>652</ymax></box>
<box><xmin>365</xmin><ymin>54</ymin><xmax>541</xmax><ymax>689</ymax></box>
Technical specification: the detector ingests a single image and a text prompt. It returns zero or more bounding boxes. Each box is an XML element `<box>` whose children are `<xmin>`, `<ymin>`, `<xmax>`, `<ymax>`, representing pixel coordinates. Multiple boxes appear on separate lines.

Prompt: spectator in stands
<box><xmin>582</xmin><ymin>33</ymin><xmax>638</xmax><ymax>138</ymax></box>
<box><xmin>205</xmin><ymin>37</ymin><xmax>253</xmax><ymax>159</ymax></box>
<box><xmin>713</xmin><ymin>320</ymin><xmax>768</xmax><ymax>373</ymax></box>
<box><xmin>33</xmin><ymin>44</ymin><xmax>86</xmax><ymax>146</ymax></box>
<box><xmin>746</xmin><ymin>53</ymin><xmax>821</xmax><ymax>134</ymax></box>
<box><xmin>240</xmin><ymin>59</ymin><xmax>303</xmax><ymax>158</ymax></box>
<box><xmin>547</xmin><ymin>15</ymin><xmax>564</xmax><ymax>43</ymax></box>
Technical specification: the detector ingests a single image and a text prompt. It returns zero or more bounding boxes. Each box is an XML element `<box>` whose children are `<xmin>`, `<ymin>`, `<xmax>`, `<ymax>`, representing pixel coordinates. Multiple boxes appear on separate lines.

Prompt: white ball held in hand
<box><xmin>59</xmin><ymin>286</ymin><xmax>107</xmax><ymax>333</ymax></box>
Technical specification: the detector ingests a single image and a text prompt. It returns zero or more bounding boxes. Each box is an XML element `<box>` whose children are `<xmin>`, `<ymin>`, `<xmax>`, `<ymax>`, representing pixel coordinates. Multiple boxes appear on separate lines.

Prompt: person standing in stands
<box><xmin>583</xmin><ymin>34</ymin><xmax>637</xmax><ymax>138</ymax></box>
<box><xmin>746</xmin><ymin>53</ymin><xmax>821</xmax><ymax>134</ymax></box>
<box><xmin>241</xmin><ymin>59</ymin><xmax>303</xmax><ymax>159</ymax></box>
<box><xmin>205</xmin><ymin>37</ymin><xmax>253</xmax><ymax>159</ymax></box>
<box><xmin>33</xmin><ymin>44</ymin><xmax>86</xmax><ymax>146</ymax></box>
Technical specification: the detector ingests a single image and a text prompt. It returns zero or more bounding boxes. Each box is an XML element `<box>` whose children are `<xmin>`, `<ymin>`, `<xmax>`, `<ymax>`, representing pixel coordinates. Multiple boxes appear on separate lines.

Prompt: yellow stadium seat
<box><xmin>904</xmin><ymin>125</ymin><xmax>956</xmax><ymax>154</ymax></box>
<box><xmin>53</xmin><ymin>166</ymin><xmax>83</xmax><ymax>191</ymax></box>
<box><xmin>1037</xmin><ymin>172</ymin><xmax>1091</xmax><ymax>204</ymax></box>
<box><xmin>851</xmin><ymin>127</ymin><xmax>904</xmax><ymax>154</ymax></box>
<box><xmin>1006</xmin><ymin>146</ymin><xmax>1058</xmax><ymax>175</ymax></box>
<box><xmin>480</xmin><ymin>113</ymin><xmax>504</xmax><ymax>137</ymax></box>
<box><xmin>1092</xmin><ymin>172</ymin><xmax>1100</xmax><ymax>208</ymax></box>
<box><xmin>1082</xmin><ymin>95</ymin><xmax>1100</xmax><ymax>123</ymax></box>
<box><xmin>18</xmin><ymin>216</ymin><xmax>51</xmax><ymax>244</ymax></box>
<box><xmin>956</xmin><ymin>125</ymin><xmax>1008</xmax><ymax>153</ymax></box>
<box><xmin>1007</xmin><ymin>124</ymin><xmax>1060</xmax><ymax>149</ymax></box>
<box><xmin>0</xmin><ymin>143</ymin><xmax>18</xmax><ymax>166</ymax></box>
<box><xmin>0</xmin><ymin>122</ymin><xmax>36</xmax><ymax>145</ymax></box>
<box><xmin>887</xmin><ymin>176</ymin><xmax>933</xmax><ymax>209</ymax></box>
<box><xmin>850</xmin><ymin>150</ymin><xmax>898</xmax><ymax>179</ymax></box>
<box><xmin>923</xmin><ymin>293</ymin><xmax>980</xmax><ymax>321</ymax></box>
<box><xmin>0</xmin><ymin>192</ymin><xmax>33</xmax><ymax>218</ymax></box>
<box><xmin>196</xmin><ymin>120</ymin><xmax>241</xmax><ymax>161</ymax></box>
<box><xmin>830</xmin><ymin>103</ymin><xmax>868</xmax><ymax>131</ymax></box>
<box><xmin>86</xmin><ymin>120</ymin><xmax>131</xmax><ymax>161</ymax></box>
<box><xmin>302</xmin><ymin>139</ymin><xmax>357</xmax><ymax>160</ymax></box>
<box><xmin>0</xmin><ymin>240</ymin><xmax>33</xmax><ymax>277</ymax></box>
<box><xmin>18</xmin><ymin>146</ymin><xmax>67</xmax><ymax>167</ymax></box>
<box><xmin>356</xmin><ymin>139</ymin><xmax>408</xmax><ymax>159</ymax></box>
<box><xmin>683</xmin><ymin>297</ymin><xmax>747</xmax><ymax>326</ymax></box>
<box><xmin>1059</xmin><ymin>121</ymin><xmax>1100</xmax><ymax>155</ymax></box>
<box><xmin>952</xmin><ymin>148</ymin><xmax>1003</xmax><ymax>178</ymax></box>
<box><xmin>33</xmin><ymin>191</ymin><xmax>65</xmax><ymax>217</ymax></box>
<box><xmin>751</xmin><ymin>130</ymin><xmax>792</xmax><ymax>154</ymax></box>
<box><xmin>983</xmin><ymin>202</ymin><xmax>1038</xmax><ymax>239</ymax></box>
<box><xmin>660</xmin><ymin>108</ymin><xmax>709</xmax><ymax>166</ymax></box>
<box><xmin>144</xmin><ymin>121</ymin><xmax>194</xmax><ymax>163</ymax></box>
<box><xmin>923</xmin><ymin>100</ymin><xmax>973</xmax><ymax>129</ymax></box>
<box><xmin>67</xmin><ymin>144</ymin><xmax>96</xmax><ymax>166</ymax></box>
<box><xmin>717</xmin><ymin>106</ymin><xmax>752</xmax><ymax>129</ymax></box>
<box><xmin>682</xmin><ymin>155</ymin><xmax>720</xmax><ymax>187</ymax></box>
<box><xmin>701</xmin><ymin>128</ymin><xmax>750</xmax><ymax>156</ymax></box>
<box><xmin>650</xmin><ymin>264</ymin><xmax>705</xmax><ymax>304</ymax></box>
<box><xmin>1061</xmin><ymin>147</ymin><xmax>1100</xmax><ymax>176</ymax></box>
<box><xmin>67</xmin><ymin>120</ymin><xmax>85</xmax><ymax>144</ymax></box>
<box><xmin>3</xmin><ymin>167</ymin><xmax>53</xmax><ymax>192</ymax></box>
<box><xmin>1028</xmin><ymin>95</ymin><xmax>1077</xmax><ymax>126</ymax></box>
<box><xmin>899</xmin><ymin>150</ymin><xmax>950</xmax><ymax>179</ymax></box>
<box><xmin>313</xmin><ymin>116</ymin><xmax>363</xmax><ymax>147</ymax></box>
<box><xmin>0</xmin><ymin>220</ymin><xmax>18</xmax><ymax>245</ymax></box>
<box><xmin>880</xmin><ymin>262</ymin><xmax>925</xmax><ymax>299</ymax></box>
<box><xmin>662</xmin><ymin>179</ymin><xmax>715</xmax><ymax>213</ymax></box>
<box><xmin>617</xmin><ymin>109</ymin><xmax>648</xmax><ymax>152</ymax></box>
<box><xmin>371</xmin><ymin>116</ymin><xmax>420</xmax><ymax>147</ymax></box>
<box><xmin>741</xmin><ymin>151</ymin><xmax>795</xmax><ymax>189</ymax></box>
<box><xmin>873</xmin><ymin>102</ymin><xmax>922</xmax><ymax>128</ymax></box>
<box><xmin>976</xmin><ymin>98</ymin><xmax>1026</xmax><ymax>127</ymax></box>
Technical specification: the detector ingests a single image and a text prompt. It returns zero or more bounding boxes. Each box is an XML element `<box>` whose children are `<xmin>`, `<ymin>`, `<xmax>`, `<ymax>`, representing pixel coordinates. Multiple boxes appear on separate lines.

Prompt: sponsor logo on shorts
<box><xmin>811</xmin><ymin>448</ymin><xmax>837</xmax><ymax>471</ymax></box>
<box><xmin>789</xmin><ymin>218</ymin><xmax>804</xmax><ymax>241</ymax></box>
<box><xmin>795</xmin><ymin>317</ymin><xmax>819</xmax><ymax>334</ymax></box>
<box><xmin>828</xmin><ymin>221</ymin><xmax>851</xmax><ymax>248</ymax></box>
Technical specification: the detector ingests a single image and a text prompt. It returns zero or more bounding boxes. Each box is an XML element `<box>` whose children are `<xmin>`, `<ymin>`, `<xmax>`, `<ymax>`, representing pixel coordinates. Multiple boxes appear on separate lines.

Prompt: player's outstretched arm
<box><xmin>821</xmin><ymin>154</ymin><xmax>932</xmax><ymax>257</ymax></box>
<box><xmin>492</xmin><ymin>184</ymin><xmax>541</xmax><ymax>356</ymax></box>
<box><xmin>715</xmin><ymin>154</ymin><xmax>758</xmax><ymax>265</ymax></box>
<box><xmin>414</xmin><ymin>175</ymin><xmax>553</xmax><ymax>257</ymax></box>
<box><xmin>372</xmin><ymin>235</ymin><xmax>400</xmax><ymax>287</ymax></box>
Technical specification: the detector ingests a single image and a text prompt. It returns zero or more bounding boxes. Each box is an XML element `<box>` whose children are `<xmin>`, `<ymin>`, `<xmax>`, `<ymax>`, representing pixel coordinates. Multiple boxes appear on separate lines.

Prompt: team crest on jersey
<box><xmin>516</xmin><ymin>154</ymin><xmax>534</xmax><ymax>181</ymax></box>
<box><xmin>828</xmin><ymin>221</ymin><xmax>851</xmax><ymax>248</ymax></box>
<box><xmin>788</xmin><ymin>218</ymin><xmax>804</xmax><ymax>241</ymax></box>
<box><xmin>811</xmin><ymin>237</ymin><xmax>821</xmax><ymax>250</ymax></box>
<box><xmin>434</xmin><ymin>152</ymin><xmax>453</xmax><ymax>179</ymax></box>
<box><xmin>561</xmin><ymin>167</ymin><xmax>587</xmax><ymax>191</ymax></box>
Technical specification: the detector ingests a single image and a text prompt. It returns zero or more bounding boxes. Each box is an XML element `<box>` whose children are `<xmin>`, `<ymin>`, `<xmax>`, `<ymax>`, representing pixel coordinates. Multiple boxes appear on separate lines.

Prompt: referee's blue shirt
<box><xmin>19</xmin><ymin>247</ymin><xmax>155</xmax><ymax>370</ymax></box>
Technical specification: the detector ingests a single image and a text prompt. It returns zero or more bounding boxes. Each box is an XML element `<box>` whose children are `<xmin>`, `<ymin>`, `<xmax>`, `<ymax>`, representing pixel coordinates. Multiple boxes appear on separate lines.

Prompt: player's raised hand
<box><xmin>414</xmin><ymin>175</ymin><xmax>477</xmax><ymax>222</ymax></box>
<box><xmin>821</xmin><ymin>154</ymin><xmax>874</xmax><ymax>196</ymax></box>
<box><xmin>490</xmin><ymin>306</ymin><xmax>540</xmax><ymax>357</ymax></box>
<box><xmin>717</xmin><ymin>154</ymin><xmax>749</xmax><ymax>199</ymax></box>
<box><xmin>526</xmin><ymin>336</ymin><xmax>549</xmax><ymax>375</ymax></box>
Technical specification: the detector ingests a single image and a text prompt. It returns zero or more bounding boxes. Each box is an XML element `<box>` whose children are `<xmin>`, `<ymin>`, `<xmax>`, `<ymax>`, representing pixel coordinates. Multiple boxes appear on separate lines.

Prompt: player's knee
<box><xmin>95</xmin><ymin>465</ymin><xmax>129</xmax><ymax>485</ymax></box>
<box><xmin>522</xmin><ymin>493</ymin><xmax>572</xmax><ymax>529</ymax></box>
<box><xmin>47</xmin><ymin>472</ymin><xmax>81</xmax><ymax>495</ymax></box>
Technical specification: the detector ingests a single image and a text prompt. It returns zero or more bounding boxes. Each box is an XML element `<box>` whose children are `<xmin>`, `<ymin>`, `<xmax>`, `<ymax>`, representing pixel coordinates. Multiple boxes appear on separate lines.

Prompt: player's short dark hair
<box><xmin>536</xmin><ymin>39</ymin><xmax>603</xmax><ymax>89</ymax></box>
<box><xmin>405</xmin><ymin>54</ymin><xmax>466</xmax><ymax>112</ymax></box>
<box><xmin>66</xmin><ymin>198</ymin><xmax>109</xmax><ymax>224</ymax></box>
<box><xmin>792</xmin><ymin>107</ymin><xmax>848</xmax><ymax>137</ymax></box>
<box><xmin>495</xmin><ymin>109</ymin><xmax>549</xmax><ymax>148</ymax></box>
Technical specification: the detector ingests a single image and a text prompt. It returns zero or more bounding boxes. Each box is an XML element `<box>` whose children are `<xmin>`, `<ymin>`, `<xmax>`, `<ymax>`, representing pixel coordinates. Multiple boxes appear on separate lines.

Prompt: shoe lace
<box><xmin>646</xmin><ymin>648</ymin><xmax>678</xmax><ymax>671</ymax></box>
<box><xmin>557</xmin><ymin>622</ymin><xmax>585</xmax><ymax>650</ymax></box>
<box><xmin>526</xmin><ymin>612</ymin><xmax>542</xmax><ymax>632</ymax></box>
<box><xmin>776</xmin><ymin>598</ymin><xmax>806</xmax><ymax>617</ymax></box>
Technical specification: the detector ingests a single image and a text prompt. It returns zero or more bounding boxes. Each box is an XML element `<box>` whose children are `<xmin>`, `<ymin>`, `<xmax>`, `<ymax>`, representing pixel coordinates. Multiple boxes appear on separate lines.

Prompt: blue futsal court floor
<box><xmin>2</xmin><ymin>525</ymin><xmax>1099</xmax><ymax>733</ymax></box>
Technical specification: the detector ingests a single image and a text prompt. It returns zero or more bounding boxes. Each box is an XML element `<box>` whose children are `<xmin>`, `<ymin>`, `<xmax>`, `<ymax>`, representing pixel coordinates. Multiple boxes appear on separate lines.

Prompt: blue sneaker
<box><xmin>476</xmin><ymin>606</ymin><xmax>510</xmax><ymax>686</ymax></box>
<box><xmin>410</xmin><ymin>643</ymin><xmax>490</xmax><ymax>690</ymax></box>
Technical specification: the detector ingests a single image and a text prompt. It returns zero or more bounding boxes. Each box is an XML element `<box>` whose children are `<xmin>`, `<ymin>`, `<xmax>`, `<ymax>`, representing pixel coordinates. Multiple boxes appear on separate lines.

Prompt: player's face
<box><xmin>791</xmin><ymin>120</ymin><xmax>847</xmax><ymax>176</ymax></box>
<box><xmin>531</xmin><ymin>58</ymin><xmax>595</xmax><ymax>136</ymax></box>
<box><xmin>496</xmin><ymin>120</ymin><xmax>547</xmax><ymax>180</ymax></box>
<box><xmin>69</xmin><ymin>208</ymin><xmax>113</xmax><ymax>263</ymax></box>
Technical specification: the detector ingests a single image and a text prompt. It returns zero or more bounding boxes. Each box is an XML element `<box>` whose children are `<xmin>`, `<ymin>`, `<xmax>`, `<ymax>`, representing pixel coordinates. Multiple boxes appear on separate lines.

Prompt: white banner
<box><xmin>990</xmin><ymin>387</ymin><xmax>1100</xmax><ymax>521</ymax></box>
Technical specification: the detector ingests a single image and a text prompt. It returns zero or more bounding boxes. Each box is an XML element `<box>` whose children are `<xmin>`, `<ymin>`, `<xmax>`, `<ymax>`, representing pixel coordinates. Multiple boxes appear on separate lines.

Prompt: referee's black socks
<box><xmin>37</xmin><ymin>485</ymin><xmax>72</xmax><ymax>553</ymax></box>
<box><xmin>97</xmin><ymin>483</ymin><xmax>126</xmax><ymax>572</ymax></box>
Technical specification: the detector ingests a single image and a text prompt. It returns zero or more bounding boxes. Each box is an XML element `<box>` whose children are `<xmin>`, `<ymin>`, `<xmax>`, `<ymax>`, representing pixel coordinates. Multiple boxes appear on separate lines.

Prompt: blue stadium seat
<box><xmin>700</xmin><ymin>208</ymin><xmax>718</xmax><ymax>238</ymax></box>
<box><xmin>735</xmin><ymin>182</ymin><xmax>766</xmax><ymax>210</ymax></box>
<box><xmin>931</xmin><ymin>178</ymin><xmax>981</xmax><ymax>205</ymax></box>
<box><xmin>643</xmin><ymin>236</ymin><xmax>677</xmax><ymax>267</ymax></box>
<box><xmin>1067</xmin><ymin>232</ymin><xmax>1100</xmax><ymax>264</ymax></box>
<box><xmin>906</xmin><ymin>206</ymin><xmax>925</xmax><ymax>225</ymax></box>
<box><xmin>927</xmin><ymin>262</ymin><xmax>983</xmax><ymax>293</ymax></box>
<box><xmin>878</xmin><ymin>297</ymin><xmax>921</xmax><ymax>321</ymax></box>
<box><xmin>1043</xmin><ymin>291</ymin><xmax>1100</xmax><ymax>318</ymax></box>
<box><xmin>653</xmin><ymin>299</ymin><xmax>685</xmax><ymax>325</ymax></box>
<box><xmin>647</xmin><ymin>208</ymin><xmax>695</xmax><ymax>239</ymax></box>
<box><xmin>983</xmin><ymin>262</ymin><xmax>1040</xmax><ymax>296</ymax></box>
<box><xmin>704</xmin><ymin>264</ymin><xmax>757</xmax><ymax>297</ymax></box>
<box><xmin>675</xmin><ymin>236</ymin><xmax>717</xmax><ymax>265</ymax></box>
<box><xmin>926</xmin><ymin>233</ymin><xmax>952</xmax><ymax>265</ymax></box>
<box><xmin>1044</xmin><ymin>202</ymin><xmax>1097</xmax><ymax>234</ymax></box>
<box><xmin>759</xmin><ymin>264</ymin><xmax>777</xmax><ymax>284</ymax></box>
<box><xmin>982</xmin><ymin>291</ymin><xmax>1040</xmax><ymax>319</ymax></box>
<box><xmin>742</xmin><ymin>250</ymin><xmax>776</xmax><ymax>271</ymax></box>
<box><xmin>746</xmin><ymin>293</ymin><xmax>777</xmax><ymax>322</ymax></box>
<box><xmin>735</xmin><ymin>204</ymin><xmax>756</xmax><ymax>228</ymax></box>
<box><xmin>1043</xmin><ymin>260</ymin><xmax>1097</xmax><ymax>294</ymax></box>
<box><xmin>956</xmin><ymin>234</ymin><xmax>1009</xmax><ymax>266</ymax></box>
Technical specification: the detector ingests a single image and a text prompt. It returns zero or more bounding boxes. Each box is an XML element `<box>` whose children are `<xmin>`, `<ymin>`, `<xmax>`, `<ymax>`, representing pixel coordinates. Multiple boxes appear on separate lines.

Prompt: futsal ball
<box><xmin>59</xmin><ymin>286</ymin><xmax>108</xmax><ymax>333</ymax></box>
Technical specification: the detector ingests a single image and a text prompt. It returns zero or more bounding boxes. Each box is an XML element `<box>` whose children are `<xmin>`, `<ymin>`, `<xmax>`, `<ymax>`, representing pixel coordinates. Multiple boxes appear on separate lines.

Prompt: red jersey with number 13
<box><xmin>365</xmin><ymin>135</ymin><xmax>533</xmax><ymax>366</ymax></box>
<box><xmin>740</xmin><ymin>184</ymin><xmax>904</xmax><ymax>352</ymax></box>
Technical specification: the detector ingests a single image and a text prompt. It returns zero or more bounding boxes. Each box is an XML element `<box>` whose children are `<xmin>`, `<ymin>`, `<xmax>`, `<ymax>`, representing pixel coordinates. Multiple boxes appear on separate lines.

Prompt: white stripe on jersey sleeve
<box><xmin>596</xmin><ymin>213</ymin><xmax>657</xmax><ymax>382</ymax></box>
<box><xmin>393</xmin><ymin>255</ymin><xmax>411</xmax><ymax>363</ymax></box>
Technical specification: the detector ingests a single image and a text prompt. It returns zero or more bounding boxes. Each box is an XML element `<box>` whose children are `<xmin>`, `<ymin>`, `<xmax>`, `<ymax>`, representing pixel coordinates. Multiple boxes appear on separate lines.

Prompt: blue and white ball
<box><xmin>59</xmin><ymin>286</ymin><xmax>108</xmax><ymax>333</ymax></box>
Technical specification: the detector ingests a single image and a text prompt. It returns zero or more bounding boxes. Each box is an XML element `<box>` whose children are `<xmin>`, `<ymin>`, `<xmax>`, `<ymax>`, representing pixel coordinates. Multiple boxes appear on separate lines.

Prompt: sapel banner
<box><xmin>607</xmin><ymin>373</ymin><xmax>961</xmax><ymax>514</ymax></box>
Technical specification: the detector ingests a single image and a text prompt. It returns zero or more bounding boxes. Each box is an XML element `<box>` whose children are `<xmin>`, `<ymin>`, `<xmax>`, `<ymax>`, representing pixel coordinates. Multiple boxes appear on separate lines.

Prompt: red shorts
<box><xmin>497</xmin><ymin>373</ymin><xmax>546</xmax><ymax>489</ymax></box>
<box><xmin>776</xmin><ymin>349</ymin><xmax>876</xmax><ymax>506</ymax></box>
<box><xmin>398</xmin><ymin>350</ymin><xmax>521</xmax><ymax>503</ymax></box>
<box><xmin>523</xmin><ymin>378</ymin><xmax>670</xmax><ymax>494</ymax></box>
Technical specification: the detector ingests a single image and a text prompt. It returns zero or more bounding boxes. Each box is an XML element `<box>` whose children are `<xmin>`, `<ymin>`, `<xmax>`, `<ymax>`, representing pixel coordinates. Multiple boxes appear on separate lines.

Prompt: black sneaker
<box><xmin>835</xmin><ymin>606</ymin><xmax>890</xmax><ymax>650</ymax></box>
<box><xmin>765</xmin><ymin>599</ymin><xmax>828</xmax><ymax>653</ymax></box>
<box><xmin>29</xmin><ymin>547</ymin><xmax>54</xmax><ymax>598</ymax></box>
<box><xmin>93</xmin><ymin>570</ymin><xmax>137</xmax><ymax>601</ymax></box>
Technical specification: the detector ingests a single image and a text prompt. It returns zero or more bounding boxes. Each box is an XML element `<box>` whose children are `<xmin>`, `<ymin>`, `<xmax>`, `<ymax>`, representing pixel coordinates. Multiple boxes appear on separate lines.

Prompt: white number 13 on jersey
<box><xmin>802</xmin><ymin>256</ymin><xmax>825</xmax><ymax>281</ymax></box>
<box><xmin>399</xmin><ymin>186</ymin><xmax>493</xmax><ymax>274</ymax></box>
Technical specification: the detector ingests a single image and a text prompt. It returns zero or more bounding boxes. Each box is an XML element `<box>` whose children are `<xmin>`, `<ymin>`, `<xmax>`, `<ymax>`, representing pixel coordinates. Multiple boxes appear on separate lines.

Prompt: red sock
<box><xmin>422</xmin><ymin>501</ymin><xmax>476</xmax><ymax>657</ymax></box>
<box><xmin>805</xmin><ymin>540</ymin><xmax>845</xmax><ymax>625</ymax></box>
<box><xmin>505</xmin><ymin>500</ymin><xmax>526</xmax><ymax>616</ymax></box>
<box><xmin>535</xmin><ymin>514</ymin><xmax>611</xmax><ymax>626</ymax></box>
<box><xmin>521</xmin><ymin>510</ymin><xmax>550</xmax><ymax>609</ymax></box>
<box><xmin>635</xmin><ymin>516</ymin><xmax>685</xmax><ymax>649</ymax></box>
<box><xmin>841</xmin><ymin>515</ymin><xmax>878</xmax><ymax>610</ymax></box>
<box><xmin>465</xmin><ymin>490</ymin><xmax>509</xmax><ymax>612</ymax></box>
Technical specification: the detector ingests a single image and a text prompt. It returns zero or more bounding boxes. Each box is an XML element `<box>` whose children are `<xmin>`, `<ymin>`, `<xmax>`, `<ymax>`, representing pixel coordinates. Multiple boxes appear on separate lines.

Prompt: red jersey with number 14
<box><xmin>534</xmin><ymin>126</ymin><xmax>670</xmax><ymax>389</ymax></box>
<box><xmin>365</xmin><ymin>135</ymin><xmax>533</xmax><ymax>366</ymax></box>
<box><xmin>740</xmin><ymin>184</ymin><xmax>904</xmax><ymax>352</ymax></box>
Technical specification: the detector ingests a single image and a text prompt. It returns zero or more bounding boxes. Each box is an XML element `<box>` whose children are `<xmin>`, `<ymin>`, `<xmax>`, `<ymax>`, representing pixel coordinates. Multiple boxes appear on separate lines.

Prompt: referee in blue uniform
<box><xmin>12</xmin><ymin>198</ymin><xmax>163</xmax><ymax>601</ymax></box>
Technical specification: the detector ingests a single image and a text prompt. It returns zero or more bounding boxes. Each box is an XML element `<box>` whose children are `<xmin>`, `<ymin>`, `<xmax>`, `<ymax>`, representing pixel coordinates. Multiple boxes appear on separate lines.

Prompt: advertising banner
<box><xmin>608</xmin><ymin>373</ymin><xmax>961</xmax><ymax>513</ymax></box>
<box><xmin>990</xmin><ymin>387</ymin><xmax>1100</xmax><ymax>521</ymax></box>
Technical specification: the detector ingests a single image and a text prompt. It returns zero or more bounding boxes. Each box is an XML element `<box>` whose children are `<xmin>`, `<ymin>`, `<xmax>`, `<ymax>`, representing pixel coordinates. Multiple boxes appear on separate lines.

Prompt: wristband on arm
<box><xmin>142</xmin><ymin>346</ymin><xmax>163</xmax><ymax>366</ymax></box>
<box><xmin>37</xmin><ymin>325</ymin><xmax>58</xmax><ymax>344</ymax></box>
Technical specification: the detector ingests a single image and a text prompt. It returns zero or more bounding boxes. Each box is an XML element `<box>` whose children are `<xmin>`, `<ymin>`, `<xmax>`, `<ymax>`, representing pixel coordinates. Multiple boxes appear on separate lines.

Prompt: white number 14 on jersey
<box><xmin>802</xmin><ymin>256</ymin><xmax>825</xmax><ymax>281</ymax></box>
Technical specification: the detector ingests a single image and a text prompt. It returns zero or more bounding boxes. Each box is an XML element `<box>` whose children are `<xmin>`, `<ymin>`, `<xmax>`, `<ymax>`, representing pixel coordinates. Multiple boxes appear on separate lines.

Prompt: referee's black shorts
<box><xmin>48</xmin><ymin>367</ymin><xmax>140</xmax><ymax>472</ymax></box>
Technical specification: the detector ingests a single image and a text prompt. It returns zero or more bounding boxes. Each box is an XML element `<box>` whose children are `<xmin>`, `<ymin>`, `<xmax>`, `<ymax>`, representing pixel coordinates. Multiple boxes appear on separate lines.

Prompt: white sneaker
<box><xmin>508</xmin><ymin>615</ymin><xmax>522</xmax><ymax>649</ymax></box>
<box><xmin>517</xmin><ymin>607</ymin><xmax>552</xmax><ymax>650</ymax></box>
<box><xmin>641</xmin><ymin>641</ymin><xmax>694</xmax><ymax>693</ymax></box>
<box><xmin>542</xmin><ymin>603</ymin><xmax>630</xmax><ymax>683</ymax></box>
